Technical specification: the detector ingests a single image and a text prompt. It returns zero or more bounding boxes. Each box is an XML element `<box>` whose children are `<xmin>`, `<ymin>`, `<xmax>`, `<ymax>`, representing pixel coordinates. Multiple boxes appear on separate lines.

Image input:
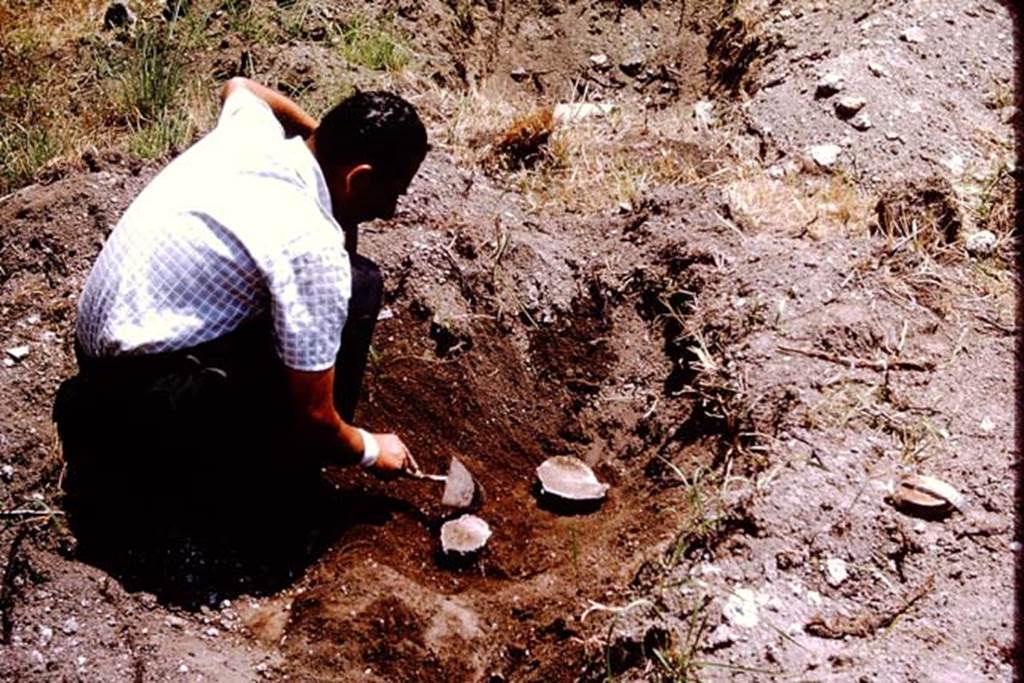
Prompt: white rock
<box><xmin>779</xmin><ymin>8</ymin><xmax>792</xmax><ymax>19</ymax></box>
<box><xmin>851</xmin><ymin>113</ymin><xmax>873</xmax><ymax>130</ymax></box>
<box><xmin>806</xmin><ymin>590</ymin><xmax>823</xmax><ymax>606</ymax></box>
<box><xmin>553</xmin><ymin>102</ymin><xmax>615</xmax><ymax>124</ymax></box>
<box><xmin>722</xmin><ymin>588</ymin><xmax>760</xmax><ymax>629</ymax></box>
<box><xmin>901</xmin><ymin>26</ymin><xmax>926</xmax><ymax>43</ymax></box>
<box><xmin>943</xmin><ymin>154</ymin><xmax>965</xmax><ymax>176</ymax></box>
<box><xmin>965</xmin><ymin>230</ymin><xmax>997</xmax><ymax>257</ymax></box>
<box><xmin>706</xmin><ymin>623</ymin><xmax>739</xmax><ymax>649</ymax></box>
<box><xmin>868</xmin><ymin>62</ymin><xmax>889</xmax><ymax>77</ymax></box>
<box><xmin>694</xmin><ymin>99</ymin><xmax>716</xmax><ymax>129</ymax></box>
<box><xmin>815</xmin><ymin>72</ymin><xmax>844</xmax><ymax>97</ymax></box>
<box><xmin>835</xmin><ymin>96</ymin><xmax>867</xmax><ymax>118</ymax></box>
<box><xmin>809</xmin><ymin>144</ymin><xmax>842</xmax><ymax>167</ymax></box>
<box><xmin>5</xmin><ymin>345</ymin><xmax>29</xmax><ymax>362</ymax></box>
<box><xmin>60</xmin><ymin>617</ymin><xmax>79</xmax><ymax>635</ymax></box>
<box><xmin>1</xmin><ymin>465</ymin><xmax>13</xmax><ymax>481</ymax></box>
<box><xmin>979</xmin><ymin>417</ymin><xmax>995</xmax><ymax>433</ymax></box>
<box><xmin>205</xmin><ymin>626</ymin><xmax>219</xmax><ymax>637</ymax></box>
<box><xmin>589</xmin><ymin>53</ymin><xmax>609</xmax><ymax>69</ymax></box>
<box><xmin>824</xmin><ymin>558</ymin><xmax>849</xmax><ymax>587</ymax></box>
<box><xmin>39</xmin><ymin>626</ymin><xmax>53</xmax><ymax>646</ymax></box>
<box><xmin>179</xmin><ymin>664</ymin><xmax>190</xmax><ymax>674</ymax></box>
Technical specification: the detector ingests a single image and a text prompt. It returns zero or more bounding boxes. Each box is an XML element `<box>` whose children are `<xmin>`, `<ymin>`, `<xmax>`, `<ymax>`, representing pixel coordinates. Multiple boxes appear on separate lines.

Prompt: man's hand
<box><xmin>367</xmin><ymin>432</ymin><xmax>411</xmax><ymax>477</ymax></box>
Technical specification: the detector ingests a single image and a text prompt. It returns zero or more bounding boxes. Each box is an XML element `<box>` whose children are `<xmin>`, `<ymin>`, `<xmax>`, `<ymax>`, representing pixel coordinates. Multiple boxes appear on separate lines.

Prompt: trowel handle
<box><xmin>402</xmin><ymin>470</ymin><xmax>448</xmax><ymax>483</ymax></box>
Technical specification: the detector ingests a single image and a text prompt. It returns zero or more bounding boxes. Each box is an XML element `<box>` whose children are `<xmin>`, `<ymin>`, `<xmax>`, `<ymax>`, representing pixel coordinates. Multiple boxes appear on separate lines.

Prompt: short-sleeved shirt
<box><xmin>76</xmin><ymin>88</ymin><xmax>350</xmax><ymax>371</ymax></box>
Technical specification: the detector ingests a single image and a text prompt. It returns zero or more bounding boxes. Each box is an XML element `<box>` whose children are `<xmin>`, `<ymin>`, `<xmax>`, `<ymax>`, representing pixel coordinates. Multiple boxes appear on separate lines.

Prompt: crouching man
<box><xmin>54</xmin><ymin>79</ymin><xmax>427</xmax><ymax>535</ymax></box>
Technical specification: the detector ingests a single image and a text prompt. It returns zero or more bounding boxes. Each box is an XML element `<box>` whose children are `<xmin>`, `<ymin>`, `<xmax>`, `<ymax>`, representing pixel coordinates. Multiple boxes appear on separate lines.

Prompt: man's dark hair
<box><xmin>316</xmin><ymin>90</ymin><xmax>427</xmax><ymax>175</ymax></box>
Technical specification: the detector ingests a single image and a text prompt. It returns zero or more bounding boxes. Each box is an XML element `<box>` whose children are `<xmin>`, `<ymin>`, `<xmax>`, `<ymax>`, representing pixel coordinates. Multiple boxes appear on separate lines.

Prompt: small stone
<box><xmin>809</xmin><ymin>144</ymin><xmax>842</xmax><ymax>167</ymax></box>
<box><xmin>815</xmin><ymin>72</ymin><xmax>844</xmax><ymax>98</ymax></box>
<box><xmin>901</xmin><ymin>26</ymin><xmax>926</xmax><ymax>43</ymax></box>
<box><xmin>60</xmin><ymin>617</ymin><xmax>79</xmax><ymax>635</ymax></box>
<box><xmin>5</xmin><ymin>345</ymin><xmax>29</xmax><ymax>362</ymax></box>
<box><xmin>868</xmin><ymin>62</ymin><xmax>889</xmax><ymax>77</ymax></box>
<box><xmin>619</xmin><ymin>55</ymin><xmax>645</xmax><ymax>77</ymax></box>
<box><xmin>965</xmin><ymin>230</ymin><xmax>998</xmax><ymax>257</ymax></box>
<box><xmin>943</xmin><ymin>154</ymin><xmax>965</xmax><ymax>176</ymax></box>
<box><xmin>705</xmin><ymin>623</ymin><xmax>738</xmax><ymax>650</ymax></box>
<box><xmin>589</xmin><ymin>53</ymin><xmax>610</xmax><ymax>70</ymax></box>
<box><xmin>205</xmin><ymin>626</ymin><xmax>220</xmax><ymax>637</ymax></box>
<box><xmin>835</xmin><ymin>96</ymin><xmax>867</xmax><ymax>119</ymax></box>
<box><xmin>979</xmin><ymin>417</ymin><xmax>995</xmax><ymax>433</ymax></box>
<box><xmin>166</xmin><ymin>615</ymin><xmax>187</xmax><ymax>629</ymax></box>
<box><xmin>722</xmin><ymin>588</ymin><xmax>760</xmax><ymax>629</ymax></box>
<box><xmin>850</xmin><ymin>113</ymin><xmax>873</xmax><ymax>130</ymax></box>
<box><xmin>824</xmin><ymin>558</ymin><xmax>849</xmax><ymax>587</ymax></box>
<box><xmin>510</xmin><ymin>68</ymin><xmax>529</xmax><ymax>82</ymax></box>
<box><xmin>1</xmin><ymin>465</ymin><xmax>13</xmax><ymax>481</ymax></box>
<box><xmin>779</xmin><ymin>8</ymin><xmax>792</xmax><ymax>19</ymax></box>
<box><xmin>103</xmin><ymin>0</ymin><xmax>136</xmax><ymax>29</ymax></box>
<box><xmin>178</xmin><ymin>664</ymin><xmax>190</xmax><ymax>674</ymax></box>
<box><xmin>806</xmin><ymin>590</ymin><xmax>822</xmax><ymax>606</ymax></box>
<box><xmin>39</xmin><ymin>626</ymin><xmax>53</xmax><ymax>646</ymax></box>
<box><xmin>694</xmin><ymin>99</ymin><xmax>716</xmax><ymax>128</ymax></box>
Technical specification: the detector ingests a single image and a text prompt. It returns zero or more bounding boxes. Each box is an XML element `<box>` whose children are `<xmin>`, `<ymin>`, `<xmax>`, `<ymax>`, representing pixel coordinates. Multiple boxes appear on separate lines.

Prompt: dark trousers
<box><xmin>53</xmin><ymin>255</ymin><xmax>383</xmax><ymax>528</ymax></box>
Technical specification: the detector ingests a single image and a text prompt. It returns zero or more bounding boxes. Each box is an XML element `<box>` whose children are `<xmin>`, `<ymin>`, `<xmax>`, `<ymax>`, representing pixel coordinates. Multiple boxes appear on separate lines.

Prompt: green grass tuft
<box><xmin>335</xmin><ymin>14</ymin><xmax>411</xmax><ymax>72</ymax></box>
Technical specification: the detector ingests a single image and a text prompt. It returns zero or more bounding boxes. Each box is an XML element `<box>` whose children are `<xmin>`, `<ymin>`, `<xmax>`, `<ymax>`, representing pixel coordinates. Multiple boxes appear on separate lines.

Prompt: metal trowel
<box><xmin>402</xmin><ymin>454</ymin><xmax>477</xmax><ymax>508</ymax></box>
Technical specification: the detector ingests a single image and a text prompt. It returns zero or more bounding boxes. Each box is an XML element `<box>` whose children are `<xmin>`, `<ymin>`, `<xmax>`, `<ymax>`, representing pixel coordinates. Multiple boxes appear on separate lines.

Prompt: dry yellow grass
<box><xmin>726</xmin><ymin>164</ymin><xmax>872</xmax><ymax>238</ymax></box>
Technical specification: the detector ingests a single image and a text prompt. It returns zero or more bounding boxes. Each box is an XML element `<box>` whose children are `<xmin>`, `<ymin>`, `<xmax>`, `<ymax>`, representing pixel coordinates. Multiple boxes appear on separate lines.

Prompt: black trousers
<box><xmin>53</xmin><ymin>254</ymin><xmax>383</xmax><ymax>525</ymax></box>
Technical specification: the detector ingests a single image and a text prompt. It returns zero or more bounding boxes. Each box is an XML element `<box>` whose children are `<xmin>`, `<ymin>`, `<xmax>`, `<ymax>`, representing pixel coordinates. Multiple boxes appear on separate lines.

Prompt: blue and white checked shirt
<box><xmin>77</xmin><ymin>88</ymin><xmax>351</xmax><ymax>371</ymax></box>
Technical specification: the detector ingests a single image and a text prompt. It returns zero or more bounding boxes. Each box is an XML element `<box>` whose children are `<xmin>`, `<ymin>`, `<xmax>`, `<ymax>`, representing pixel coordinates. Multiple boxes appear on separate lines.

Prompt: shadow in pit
<box><xmin>62</xmin><ymin>461</ymin><xmax>413</xmax><ymax>609</ymax></box>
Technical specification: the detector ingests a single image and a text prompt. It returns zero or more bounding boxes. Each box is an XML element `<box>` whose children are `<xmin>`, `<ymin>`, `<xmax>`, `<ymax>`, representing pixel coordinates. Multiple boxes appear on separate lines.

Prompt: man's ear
<box><xmin>343</xmin><ymin>163</ymin><xmax>375</xmax><ymax>194</ymax></box>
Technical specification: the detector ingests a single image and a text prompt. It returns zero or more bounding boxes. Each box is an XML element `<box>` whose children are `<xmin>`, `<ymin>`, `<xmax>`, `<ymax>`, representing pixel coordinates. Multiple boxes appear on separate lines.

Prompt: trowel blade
<box><xmin>441</xmin><ymin>456</ymin><xmax>475</xmax><ymax>508</ymax></box>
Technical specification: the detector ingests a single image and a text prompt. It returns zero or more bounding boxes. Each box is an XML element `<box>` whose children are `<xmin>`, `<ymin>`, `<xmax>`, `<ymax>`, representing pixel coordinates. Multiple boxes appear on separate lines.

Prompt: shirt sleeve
<box><xmin>216</xmin><ymin>87</ymin><xmax>285</xmax><ymax>140</ymax></box>
<box><xmin>263</xmin><ymin>228</ymin><xmax>351</xmax><ymax>371</ymax></box>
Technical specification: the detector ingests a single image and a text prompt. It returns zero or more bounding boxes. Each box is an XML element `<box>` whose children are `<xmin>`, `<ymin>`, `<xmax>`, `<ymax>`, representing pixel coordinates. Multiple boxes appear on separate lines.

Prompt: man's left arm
<box><xmin>220</xmin><ymin>77</ymin><xmax>317</xmax><ymax>139</ymax></box>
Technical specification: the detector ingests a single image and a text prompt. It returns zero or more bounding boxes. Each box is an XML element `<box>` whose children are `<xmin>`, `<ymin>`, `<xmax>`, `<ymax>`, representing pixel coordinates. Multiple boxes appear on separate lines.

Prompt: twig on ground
<box><xmin>804</xmin><ymin>574</ymin><xmax>935</xmax><ymax>639</ymax></box>
<box><xmin>976</xmin><ymin>314</ymin><xmax>1017</xmax><ymax>336</ymax></box>
<box><xmin>0</xmin><ymin>509</ymin><xmax>65</xmax><ymax>520</ymax></box>
<box><xmin>1</xmin><ymin>527</ymin><xmax>29</xmax><ymax>644</ymax></box>
<box><xmin>777</xmin><ymin>345</ymin><xmax>935</xmax><ymax>372</ymax></box>
<box><xmin>580</xmin><ymin>598</ymin><xmax>651</xmax><ymax>622</ymax></box>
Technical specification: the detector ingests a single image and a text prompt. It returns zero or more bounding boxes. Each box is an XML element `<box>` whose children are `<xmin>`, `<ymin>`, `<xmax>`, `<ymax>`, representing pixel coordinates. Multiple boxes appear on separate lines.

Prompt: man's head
<box><xmin>310</xmin><ymin>91</ymin><xmax>428</xmax><ymax>228</ymax></box>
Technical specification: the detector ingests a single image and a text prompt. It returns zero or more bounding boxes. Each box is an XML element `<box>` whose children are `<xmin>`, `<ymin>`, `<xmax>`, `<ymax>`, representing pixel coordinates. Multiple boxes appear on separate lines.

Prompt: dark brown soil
<box><xmin>0</xmin><ymin>0</ymin><xmax>1017</xmax><ymax>681</ymax></box>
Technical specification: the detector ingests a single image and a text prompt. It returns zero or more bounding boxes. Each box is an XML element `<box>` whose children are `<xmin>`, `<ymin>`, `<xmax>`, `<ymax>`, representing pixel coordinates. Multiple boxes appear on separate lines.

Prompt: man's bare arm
<box><xmin>220</xmin><ymin>77</ymin><xmax>317</xmax><ymax>139</ymax></box>
<box><xmin>284</xmin><ymin>366</ymin><xmax>410</xmax><ymax>472</ymax></box>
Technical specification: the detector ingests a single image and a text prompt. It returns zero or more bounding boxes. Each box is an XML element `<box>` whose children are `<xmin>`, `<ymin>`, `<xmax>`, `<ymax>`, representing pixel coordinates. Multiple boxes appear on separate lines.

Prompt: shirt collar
<box><xmin>285</xmin><ymin>137</ymin><xmax>339</xmax><ymax>231</ymax></box>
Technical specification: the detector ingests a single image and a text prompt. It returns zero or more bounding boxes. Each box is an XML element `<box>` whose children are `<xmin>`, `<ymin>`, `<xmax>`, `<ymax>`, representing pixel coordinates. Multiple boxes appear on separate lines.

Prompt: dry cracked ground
<box><xmin>0</xmin><ymin>0</ymin><xmax>1019</xmax><ymax>681</ymax></box>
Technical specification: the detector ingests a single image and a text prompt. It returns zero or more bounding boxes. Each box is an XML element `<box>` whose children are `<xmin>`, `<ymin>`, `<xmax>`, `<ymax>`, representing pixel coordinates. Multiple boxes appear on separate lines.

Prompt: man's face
<box><xmin>330</xmin><ymin>154</ymin><xmax>424</xmax><ymax>229</ymax></box>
